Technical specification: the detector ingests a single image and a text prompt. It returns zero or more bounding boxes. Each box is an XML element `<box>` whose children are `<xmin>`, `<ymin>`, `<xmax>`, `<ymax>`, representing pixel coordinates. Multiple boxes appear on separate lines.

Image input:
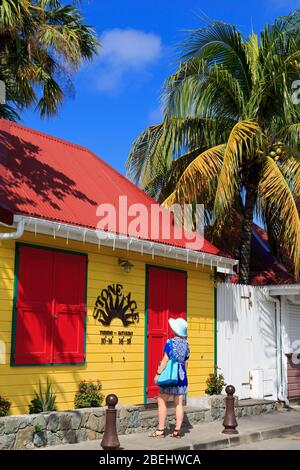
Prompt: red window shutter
<box><xmin>14</xmin><ymin>246</ymin><xmax>53</xmax><ymax>364</ymax></box>
<box><xmin>52</xmin><ymin>251</ymin><xmax>86</xmax><ymax>364</ymax></box>
<box><xmin>14</xmin><ymin>246</ymin><xmax>87</xmax><ymax>366</ymax></box>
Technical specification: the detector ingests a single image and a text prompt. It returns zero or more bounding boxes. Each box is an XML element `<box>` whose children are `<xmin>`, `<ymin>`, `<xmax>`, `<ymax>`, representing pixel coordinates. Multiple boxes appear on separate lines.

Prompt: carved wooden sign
<box><xmin>93</xmin><ymin>283</ymin><xmax>140</xmax><ymax>327</ymax></box>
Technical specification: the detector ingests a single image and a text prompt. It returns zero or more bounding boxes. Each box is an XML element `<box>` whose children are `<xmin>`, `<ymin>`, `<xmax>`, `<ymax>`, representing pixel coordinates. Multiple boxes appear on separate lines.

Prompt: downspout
<box><xmin>0</xmin><ymin>218</ymin><xmax>25</xmax><ymax>240</ymax></box>
<box><xmin>214</xmin><ymin>272</ymin><xmax>217</xmax><ymax>368</ymax></box>
<box><xmin>263</xmin><ymin>290</ymin><xmax>286</xmax><ymax>403</ymax></box>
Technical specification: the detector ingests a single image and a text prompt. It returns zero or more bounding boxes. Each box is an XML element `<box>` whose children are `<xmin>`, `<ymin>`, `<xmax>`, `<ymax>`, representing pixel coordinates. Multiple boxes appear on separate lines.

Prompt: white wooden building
<box><xmin>217</xmin><ymin>283</ymin><xmax>300</xmax><ymax>404</ymax></box>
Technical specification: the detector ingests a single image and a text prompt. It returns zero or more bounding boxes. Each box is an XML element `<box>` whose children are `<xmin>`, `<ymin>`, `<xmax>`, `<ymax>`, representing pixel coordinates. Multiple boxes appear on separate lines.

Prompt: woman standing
<box><xmin>150</xmin><ymin>317</ymin><xmax>190</xmax><ymax>438</ymax></box>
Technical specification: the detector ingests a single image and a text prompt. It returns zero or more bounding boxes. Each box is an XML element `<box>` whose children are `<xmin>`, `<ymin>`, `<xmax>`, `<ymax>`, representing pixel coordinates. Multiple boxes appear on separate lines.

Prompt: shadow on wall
<box><xmin>217</xmin><ymin>283</ymin><xmax>277</xmax><ymax>376</ymax></box>
<box><xmin>256</xmin><ymin>289</ymin><xmax>277</xmax><ymax>361</ymax></box>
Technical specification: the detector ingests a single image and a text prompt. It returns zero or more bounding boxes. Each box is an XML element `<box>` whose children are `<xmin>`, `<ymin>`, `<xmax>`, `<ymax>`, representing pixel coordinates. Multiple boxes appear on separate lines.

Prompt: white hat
<box><xmin>168</xmin><ymin>317</ymin><xmax>188</xmax><ymax>337</ymax></box>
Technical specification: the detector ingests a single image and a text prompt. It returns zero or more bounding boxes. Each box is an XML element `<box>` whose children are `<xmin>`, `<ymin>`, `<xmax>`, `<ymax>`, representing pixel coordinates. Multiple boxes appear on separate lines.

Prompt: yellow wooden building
<box><xmin>0</xmin><ymin>119</ymin><xmax>237</xmax><ymax>414</ymax></box>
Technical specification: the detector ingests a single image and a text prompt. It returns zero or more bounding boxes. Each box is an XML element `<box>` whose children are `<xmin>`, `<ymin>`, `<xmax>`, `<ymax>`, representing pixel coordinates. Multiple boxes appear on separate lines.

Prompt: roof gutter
<box><xmin>0</xmin><ymin>218</ymin><xmax>25</xmax><ymax>240</ymax></box>
<box><xmin>13</xmin><ymin>214</ymin><xmax>239</xmax><ymax>273</ymax></box>
<box><xmin>267</xmin><ymin>285</ymin><xmax>300</xmax><ymax>296</ymax></box>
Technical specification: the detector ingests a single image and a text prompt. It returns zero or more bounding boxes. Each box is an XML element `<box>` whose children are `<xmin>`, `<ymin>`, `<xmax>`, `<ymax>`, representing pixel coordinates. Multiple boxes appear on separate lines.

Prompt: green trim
<box><xmin>10</xmin><ymin>242</ymin><xmax>20</xmax><ymax>367</ymax></box>
<box><xmin>15</xmin><ymin>241</ymin><xmax>87</xmax><ymax>257</ymax></box>
<box><xmin>83</xmin><ymin>254</ymin><xmax>88</xmax><ymax>364</ymax></box>
<box><xmin>11</xmin><ymin>242</ymin><xmax>88</xmax><ymax>367</ymax></box>
<box><xmin>214</xmin><ymin>269</ymin><xmax>217</xmax><ymax>367</ymax></box>
<box><xmin>143</xmin><ymin>266</ymin><xmax>149</xmax><ymax>404</ymax></box>
<box><xmin>146</xmin><ymin>263</ymin><xmax>188</xmax><ymax>275</ymax></box>
<box><xmin>144</xmin><ymin>263</ymin><xmax>188</xmax><ymax>404</ymax></box>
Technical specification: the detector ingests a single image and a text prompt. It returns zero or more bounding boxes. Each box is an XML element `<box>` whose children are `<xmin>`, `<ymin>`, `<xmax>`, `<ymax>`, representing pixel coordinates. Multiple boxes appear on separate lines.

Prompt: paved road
<box><xmin>228</xmin><ymin>433</ymin><xmax>300</xmax><ymax>450</ymax></box>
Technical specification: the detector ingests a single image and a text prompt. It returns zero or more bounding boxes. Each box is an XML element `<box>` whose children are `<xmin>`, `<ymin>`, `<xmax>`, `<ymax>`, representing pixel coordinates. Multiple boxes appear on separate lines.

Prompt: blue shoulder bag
<box><xmin>157</xmin><ymin>340</ymin><xmax>179</xmax><ymax>387</ymax></box>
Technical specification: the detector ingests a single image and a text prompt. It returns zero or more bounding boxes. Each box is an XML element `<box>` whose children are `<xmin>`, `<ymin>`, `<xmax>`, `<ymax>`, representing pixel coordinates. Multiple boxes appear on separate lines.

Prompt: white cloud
<box><xmin>94</xmin><ymin>28</ymin><xmax>162</xmax><ymax>92</ymax></box>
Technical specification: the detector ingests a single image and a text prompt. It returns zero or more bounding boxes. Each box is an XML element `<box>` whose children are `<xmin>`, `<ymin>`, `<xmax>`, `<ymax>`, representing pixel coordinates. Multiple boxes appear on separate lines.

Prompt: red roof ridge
<box><xmin>1</xmin><ymin>118</ymin><xmax>90</xmax><ymax>154</ymax></box>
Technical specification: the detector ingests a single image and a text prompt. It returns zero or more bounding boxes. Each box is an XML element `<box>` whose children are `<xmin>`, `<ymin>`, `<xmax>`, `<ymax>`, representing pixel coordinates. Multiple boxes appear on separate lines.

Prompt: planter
<box><xmin>187</xmin><ymin>394</ymin><xmax>226</xmax><ymax>410</ymax></box>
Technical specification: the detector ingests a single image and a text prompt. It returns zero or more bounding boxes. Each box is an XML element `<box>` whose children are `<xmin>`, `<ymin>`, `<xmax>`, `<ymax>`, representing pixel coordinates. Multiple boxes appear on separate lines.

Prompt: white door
<box><xmin>217</xmin><ymin>284</ymin><xmax>253</xmax><ymax>399</ymax></box>
<box><xmin>251</xmin><ymin>291</ymin><xmax>277</xmax><ymax>400</ymax></box>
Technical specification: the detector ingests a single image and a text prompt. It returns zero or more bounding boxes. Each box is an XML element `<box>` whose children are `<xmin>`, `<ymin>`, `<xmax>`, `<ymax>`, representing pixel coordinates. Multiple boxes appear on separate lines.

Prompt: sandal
<box><xmin>149</xmin><ymin>428</ymin><xmax>165</xmax><ymax>438</ymax></box>
<box><xmin>170</xmin><ymin>429</ymin><xmax>182</xmax><ymax>438</ymax></box>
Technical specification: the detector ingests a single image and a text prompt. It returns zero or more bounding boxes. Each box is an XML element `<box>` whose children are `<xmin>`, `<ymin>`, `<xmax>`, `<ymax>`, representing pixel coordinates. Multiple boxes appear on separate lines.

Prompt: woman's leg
<box><xmin>174</xmin><ymin>394</ymin><xmax>184</xmax><ymax>431</ymax></box>
<box><xmin>157</xmin><ymin>394</ymin><xmax>169</xmax><ymax>430</ymax></box>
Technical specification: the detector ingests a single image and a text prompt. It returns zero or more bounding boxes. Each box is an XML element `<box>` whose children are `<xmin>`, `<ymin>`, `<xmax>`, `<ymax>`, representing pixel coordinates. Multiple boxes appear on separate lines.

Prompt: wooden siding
<box><xmin>287</xmin><ymin>355</ymin><xmax>300</xmax><ymax>400</ymax></box>
<box><xmin>0</xmin><ymin>229</ymin><xmax>215</xmax><ymax>414</ymax></box>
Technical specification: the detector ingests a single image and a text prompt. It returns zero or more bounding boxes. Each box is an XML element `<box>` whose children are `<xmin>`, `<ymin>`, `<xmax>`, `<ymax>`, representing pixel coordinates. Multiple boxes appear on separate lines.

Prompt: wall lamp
<box><xmin>118</xmin><ymin>258</ymin><xmax>134</xmax><ymax>273</ymax></box>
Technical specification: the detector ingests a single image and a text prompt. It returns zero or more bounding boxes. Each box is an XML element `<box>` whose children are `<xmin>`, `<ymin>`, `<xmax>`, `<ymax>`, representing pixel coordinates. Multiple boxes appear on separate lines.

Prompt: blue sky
<box><xmin>22</xmin><ymin>0</ymin><xmax>299</xmax><ymax>175</ymax></box>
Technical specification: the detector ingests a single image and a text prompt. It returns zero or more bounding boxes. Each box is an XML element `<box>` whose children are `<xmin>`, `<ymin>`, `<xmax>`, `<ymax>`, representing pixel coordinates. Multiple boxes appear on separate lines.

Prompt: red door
<box><xmin>14</xmin><ymin>245</ymin><xmax>86</xmax><ymax>365</ymax></box>
<box><xmin>146</xmin><ymin>267</ymin><xmax>187</xmax><ymax>399</ymax></box>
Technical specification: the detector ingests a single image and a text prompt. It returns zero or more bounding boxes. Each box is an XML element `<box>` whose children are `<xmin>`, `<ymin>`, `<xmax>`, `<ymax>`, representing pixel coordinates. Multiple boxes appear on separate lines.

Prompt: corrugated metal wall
<box><xmin>286</xmin><ymin>302</ymin><xmax>300</xmax><ymax>400</ymax></box>
<box><xmin>217</xmin><ymin>283</ymin><xmax>277</xmax><ymax>400</ymax></box>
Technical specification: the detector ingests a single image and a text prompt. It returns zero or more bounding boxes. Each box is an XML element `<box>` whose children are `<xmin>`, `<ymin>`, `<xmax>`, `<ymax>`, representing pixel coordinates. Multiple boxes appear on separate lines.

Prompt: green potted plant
<box><xmin>0</xmin><ymin>396</ymin><xmax>11</xmax><ymax>417</ymax></box>
<box><xmin>204</xmin><ymin>366</ymin><xmax>227</xmax><ymax>413</ymax></box>
<box><xmin>29</xmin><ymin>379</ymin><xmax>57</xmax><ymax>414</ymax></box>
<box><xmin>205</xmin><ymin>365</ymin><xmax>226</xmax><ymax>396</ymax></box>
<box><xmin>74</xmin><ymin>380</ymin><xmax>104</xmax><ymax>409</ymax></box>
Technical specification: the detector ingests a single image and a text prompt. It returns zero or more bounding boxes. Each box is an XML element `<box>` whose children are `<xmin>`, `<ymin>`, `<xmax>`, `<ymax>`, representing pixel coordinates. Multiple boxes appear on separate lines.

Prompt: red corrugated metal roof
<box><xmin>231</xmin><ymin>224</ymin><xmax>295</xmax><ymax>285</ymax></box>
<box><xmin>0</xmin><ymin>118</ymin><xmax>220</xmax><ymax>255</ymax></box>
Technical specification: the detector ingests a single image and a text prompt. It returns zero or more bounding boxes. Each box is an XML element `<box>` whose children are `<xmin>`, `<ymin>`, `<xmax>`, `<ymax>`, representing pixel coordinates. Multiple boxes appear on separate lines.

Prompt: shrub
<box><xmin>0</xmin><ymin>396</ymin><xmax>11</xmax><ymax>417</ymax></box>
<box><xmin>205</xmin><ymin>366</ymin><xmax>226</xmax><ymax>395</ymax></box>
<box><xmin>74</xmin><ymin>380</ymin><xmax>104</xmax><ymax>409</ymax></box>
<box><xmin>29</xmin><ymin>379</ymin><xmax>57</xmax><ymax>414</ymax></box>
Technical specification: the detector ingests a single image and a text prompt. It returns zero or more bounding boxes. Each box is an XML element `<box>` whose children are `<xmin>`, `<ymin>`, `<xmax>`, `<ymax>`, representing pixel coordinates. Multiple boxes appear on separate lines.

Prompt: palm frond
<box><xmin>0</xmin><ymin>0</ymin><xmax>99</xmax><ymax>119</ymax></box>
<box><xmin>258</xmin><ymin>156</ymin><xmax>300</xmax><ymax>276</ymax></box>
<box><xmin>163</xmin><ymin>144</ymin><xmax>225</xmax><ymax>207</ymax></box>
<box><xmin>213</xmin><ymin>119</ymin><xmax>262</xmax><ymax>219</ymax></box>
<box><xmin>143</xmin><ymin>147</ymin><xmax>201</xmax><ymax>202</ymax></box>
<box><xmin>281</xmin><ymin>122</ymin><xmax>300</xmax><ymax>148</ymax></box>
<box><xmin>164</xmin><ymin>55</ymin><xmax>246</xmax><ymax>120</ymax></box>
<box><xmin>278</xmin><ymin>145</ymin><xmax>300</xmax><ymax>201</ymax></box>
<box><xmin>245</xmin><ymin>32</ymin><xmax>260</xmax><ymax>85</ymax></box>
<box><xmin>180</xmin><ymin>20</ymin><xmax>251</xmax><ymax>94</ymax></box>
<box><xmin>0</xmin><ymin>103</ymin><xmax>19</xmax><ymax>120</ymax></box>
<box><xmin>127</xmin><ymin>116</ymin><xmax>226</xmax><ymax>190</ymax></box>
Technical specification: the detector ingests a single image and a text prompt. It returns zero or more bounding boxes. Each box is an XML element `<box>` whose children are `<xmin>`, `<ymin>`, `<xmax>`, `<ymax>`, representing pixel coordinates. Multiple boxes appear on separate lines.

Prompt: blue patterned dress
<box><xmin>159</xmin><ymin>337</ymin><xmax>190</xmax><ymax>395</ymax></box>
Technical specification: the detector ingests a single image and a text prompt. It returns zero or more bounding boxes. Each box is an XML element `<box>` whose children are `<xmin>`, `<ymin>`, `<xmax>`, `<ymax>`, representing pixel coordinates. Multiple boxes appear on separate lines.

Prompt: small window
<box><xmin>12</xmin><ymin>245</ymin><xmax>87</xmax><ymax>365</ymax></box>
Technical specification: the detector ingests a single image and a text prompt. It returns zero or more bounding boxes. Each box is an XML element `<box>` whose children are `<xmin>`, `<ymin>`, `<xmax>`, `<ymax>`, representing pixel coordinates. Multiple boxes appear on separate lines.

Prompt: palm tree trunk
<box><xmin>239</xmin><ymin>182</ymin><xmax>258</xmax><ymax>284</ymax></box>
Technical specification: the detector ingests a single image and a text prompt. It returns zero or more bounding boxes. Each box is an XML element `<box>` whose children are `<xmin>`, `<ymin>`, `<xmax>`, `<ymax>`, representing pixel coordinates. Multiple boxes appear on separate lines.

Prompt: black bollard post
<box><xmin>101</xmin><ymin>394</ymin><xmax>120</xmax><ymax>450</ymax></box>
<box><xmin>222</xmin><ymin>385</ymin><xmax>238</xmax><ymax>434</ymax></box>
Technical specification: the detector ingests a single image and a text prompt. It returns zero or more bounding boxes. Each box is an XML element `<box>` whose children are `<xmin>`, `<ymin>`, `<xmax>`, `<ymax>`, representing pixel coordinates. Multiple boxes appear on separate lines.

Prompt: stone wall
<box><xmin>0</xmin><ymin>406</ymin><xmax>142</xmax><ymax>450</ymax></box>
<box><xmin>0</xmin><ymin>398</ymin><xmax>278</xmax><ymax>450</ymax></box>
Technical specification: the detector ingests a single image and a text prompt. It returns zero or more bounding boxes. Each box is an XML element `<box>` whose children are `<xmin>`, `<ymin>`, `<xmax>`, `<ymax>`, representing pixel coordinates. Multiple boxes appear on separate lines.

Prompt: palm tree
<box><xmin>0</xmin><ymin>0</ymin><xmax>99</xmax><ymax>120</ymax></box>
<box><xmin>127</xmin><ymin>12</ymin><xmax>300</xmax><ymax>284</ymax></box>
